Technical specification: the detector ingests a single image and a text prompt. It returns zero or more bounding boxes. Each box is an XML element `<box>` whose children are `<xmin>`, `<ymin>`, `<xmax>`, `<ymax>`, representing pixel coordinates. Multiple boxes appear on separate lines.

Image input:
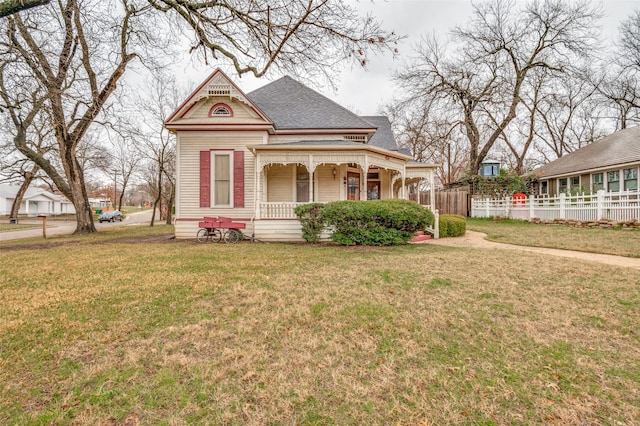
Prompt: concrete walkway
<box><xmin>425</xmin><ymin>230</ymin><xmax>640</xmax><ymax>271</ymax></box>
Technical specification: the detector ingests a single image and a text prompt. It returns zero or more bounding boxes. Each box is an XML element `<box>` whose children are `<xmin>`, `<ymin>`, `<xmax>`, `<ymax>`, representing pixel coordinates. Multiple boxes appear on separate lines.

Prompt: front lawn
<box><xmin>467</xmin><ymin>218</ymin><xmax>640</xmax><ymax>257</ymax></box>
<box><xmin>1</xmin><ymin>224</ymin><xmax>639</xmax><ymax>424</ymax></box>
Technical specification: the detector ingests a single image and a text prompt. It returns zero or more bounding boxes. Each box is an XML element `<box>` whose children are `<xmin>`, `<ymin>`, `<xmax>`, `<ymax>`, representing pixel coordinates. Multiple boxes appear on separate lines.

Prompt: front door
<box><xmin>367</xmin><ymin>181</ymin><xmax>380</xmax><ymax>200</ymax></box>
<box><xmin>347</xmin><ymin>172</ymin><xmax>360</xmax><ymax>200</ymax></box>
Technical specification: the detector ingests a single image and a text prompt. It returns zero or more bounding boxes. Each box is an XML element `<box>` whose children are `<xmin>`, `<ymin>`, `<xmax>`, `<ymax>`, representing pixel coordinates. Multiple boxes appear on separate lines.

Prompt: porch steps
<box><xmin>410</xmin><ymin>231</ymin><xmax>432</xmax><ymax>243</ymax></box>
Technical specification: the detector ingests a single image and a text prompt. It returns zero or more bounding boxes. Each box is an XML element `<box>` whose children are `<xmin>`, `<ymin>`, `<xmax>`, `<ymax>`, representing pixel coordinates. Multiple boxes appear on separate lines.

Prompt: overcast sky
<box><xmin>172</xmin><ymin>0</ymin><xmax>640</xmax><ymax>116</ymax></box>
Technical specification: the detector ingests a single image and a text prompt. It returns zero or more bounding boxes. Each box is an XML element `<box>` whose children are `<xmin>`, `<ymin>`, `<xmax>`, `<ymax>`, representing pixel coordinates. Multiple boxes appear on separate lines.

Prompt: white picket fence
<box><xmin>471</xmin><ymin>190</ymin><xmax>640</xmax><ymax>222</ymax></box>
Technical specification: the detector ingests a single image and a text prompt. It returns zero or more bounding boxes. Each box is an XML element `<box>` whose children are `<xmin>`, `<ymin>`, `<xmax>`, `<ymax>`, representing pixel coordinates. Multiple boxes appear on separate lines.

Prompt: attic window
<box><xmin>209</xmin><ymin>103</ymin><xmax>233</xmax><ymax>117</ymax></box>
<box><xmin>344</xmin><ymin>135</ymin><xmax>367</xmax><ymax>143</ymax></box>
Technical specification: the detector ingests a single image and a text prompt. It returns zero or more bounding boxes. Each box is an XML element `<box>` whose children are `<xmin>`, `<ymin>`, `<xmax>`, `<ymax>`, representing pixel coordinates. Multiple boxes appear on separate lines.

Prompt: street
<box><xmin>0</xmin><ymin>209</ymin><xmax>159</xmax><ymax>242</ymax></box>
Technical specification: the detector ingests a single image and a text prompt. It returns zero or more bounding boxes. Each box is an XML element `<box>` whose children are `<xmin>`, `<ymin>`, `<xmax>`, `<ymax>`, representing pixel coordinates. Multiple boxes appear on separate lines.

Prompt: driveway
<box><xmin>0</xmin><ymin>209</ymin><xmax>157</xmax><ymax>242</ymax></box>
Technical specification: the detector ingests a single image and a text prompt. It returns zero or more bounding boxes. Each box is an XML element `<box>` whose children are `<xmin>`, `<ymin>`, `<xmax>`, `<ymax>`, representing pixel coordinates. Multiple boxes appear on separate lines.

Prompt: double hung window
<box><xmin>592</xmin><ymin>173</ymin><xmax>604</xmax><ymax>192</ymax></box>
<box><xmin>559</xmin><ymin>178</ymin><xmax>568</xmax><ymax>194</ymax></box>
<box><xmin>623</xmin><ymin>168</ymin><xmax>638</xmax><ymax>191</ymax></box>
<box><xmin>213</xmin><ymin>153</ymin><xmax>232</xmax><ymax>206</ymax></box>
<box><xmin>607</xmin><ymin>171</ymin><xmax>620</xmax><ymax>192</ymax></box>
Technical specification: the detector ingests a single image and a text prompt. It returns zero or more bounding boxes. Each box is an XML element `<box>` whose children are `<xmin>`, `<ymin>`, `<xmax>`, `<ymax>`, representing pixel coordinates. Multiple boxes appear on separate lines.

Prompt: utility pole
<box><xmin>112</xmin><ymin>169</ymin><xmax>119</xmax><ymax>210</ymax></box>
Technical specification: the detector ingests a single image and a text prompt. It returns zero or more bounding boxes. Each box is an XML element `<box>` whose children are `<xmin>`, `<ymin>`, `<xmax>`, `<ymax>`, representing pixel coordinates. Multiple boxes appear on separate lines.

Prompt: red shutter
<box><xmin>234</xmin><ymin>150</ymin><xmax>244</xmax><ymax>208</ymax></box>
<box><xmin>200</xmin><ymin>151</ymin><xmax>210</xmax><ymax>207</ymax></box>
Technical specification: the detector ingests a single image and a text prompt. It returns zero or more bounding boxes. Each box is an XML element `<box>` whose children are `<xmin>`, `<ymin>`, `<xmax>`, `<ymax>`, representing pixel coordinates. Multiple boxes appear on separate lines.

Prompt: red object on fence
<box><xmin>512</xmin><ymin>193</ymin><xmax>526</xmax><ymax>206</ymax></box>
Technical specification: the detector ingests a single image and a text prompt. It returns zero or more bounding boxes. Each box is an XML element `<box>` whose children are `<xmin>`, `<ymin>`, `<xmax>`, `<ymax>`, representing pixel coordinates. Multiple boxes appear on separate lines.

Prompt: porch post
<box><xmin>361</xmin><ymin>156</ymin><xmax>368</xmax><ymax>200</ymax></box>
<box><xmin>402</xmin><ymin>166</ymin><xmax>406</xmax><ymax>199</ymax></box>
<box><xmin>308</xmin><ymin>154</ymin><xmax>314</xmax><ymax>203</ymax></box>
<box><xmin>255</xmin><ymin>160</ymin><xmax>262</xmax><ymax>219</ymax></box>
<box><xmin>430</xmin><ymin>169</ymin><xmax>435</xmax><ymax>209</ymax></box>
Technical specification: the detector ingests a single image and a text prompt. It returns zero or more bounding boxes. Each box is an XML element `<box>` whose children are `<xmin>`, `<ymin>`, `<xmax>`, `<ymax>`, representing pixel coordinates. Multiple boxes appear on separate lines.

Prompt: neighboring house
<box><xmin>0</xmin><ymin>183</ymin><xmax>76</xmax><ymax>217</ymax></box>
<box><xmin>165</xmin><ymin>69</ymin><xmax>438</xmax><ymax>241</ymax></box>
<box><xmin>479</xmin><ymin>159</ymin><xmax>501</xmax><ymax>177</ymax></box>
<box><xmin>534</xmin><ymin>126</ymin><xmax>640</xmax><ymax>196</ymax></box>
<box><xmin>88</xmin><ymin>198</ymin><xmax>111</xmax><ymax>209</ymax></box>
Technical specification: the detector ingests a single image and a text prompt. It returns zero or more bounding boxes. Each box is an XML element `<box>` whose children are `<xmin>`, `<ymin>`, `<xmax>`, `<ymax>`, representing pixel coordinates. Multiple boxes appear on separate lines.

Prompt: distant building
<box><xmin>0</xmin><ymin>183</ymin><xmax>76</xmax><ymax>217</ymax></box>
<box><xmin>534</xmin><ymin>126</ymin><xmax>640</xmax><ymax>196</ymax></box>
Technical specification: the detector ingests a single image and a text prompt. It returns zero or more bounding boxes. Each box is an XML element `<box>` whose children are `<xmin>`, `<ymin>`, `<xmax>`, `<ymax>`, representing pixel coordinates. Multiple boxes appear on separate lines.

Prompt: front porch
<box><xmin>252</xmin><ymin>144</ymin><xmax>437</xmax><ymax>220</ymax></box>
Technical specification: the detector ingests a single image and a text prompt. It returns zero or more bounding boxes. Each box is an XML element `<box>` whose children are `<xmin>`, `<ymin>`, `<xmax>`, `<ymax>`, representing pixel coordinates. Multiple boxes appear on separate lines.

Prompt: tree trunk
<box><xmin>150</xmin><ymin>197</ymin><xmax>160</xmax><ymax>227</ymax></box>
<box><xmin>61</xmin><ymin>144</ymin><xmax>96</xmax><ymax>234</ymax></box>
<box><xmin>0</xmin><ymin>0</ymin><xmax>49</xmax><ymax>17</ymax></box>
<box><xmin>165</xmin><ymin>184</ymin><xmax>175</xmax><ymax>225</ymax></box>
<box><xmin>9</xmin><ymin>171</ymin><xmax>36</xmax><ymax>220</ymax></box>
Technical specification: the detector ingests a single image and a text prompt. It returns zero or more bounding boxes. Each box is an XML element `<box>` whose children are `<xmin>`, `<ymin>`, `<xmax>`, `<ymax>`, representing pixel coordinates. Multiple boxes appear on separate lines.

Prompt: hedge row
<box><xmin>295</xmin><ymin>199</ymin><xmax>435</xmax><ymax>246</ymax></box>
<box><xmin>438</xmin><ymin>214</ymin><xmax>467</xmax><ymax>237</ymax></box>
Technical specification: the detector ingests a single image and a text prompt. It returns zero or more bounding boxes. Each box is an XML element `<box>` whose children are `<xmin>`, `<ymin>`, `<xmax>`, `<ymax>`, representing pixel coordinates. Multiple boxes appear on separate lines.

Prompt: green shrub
<box><xmin>322</xmin><ymin>199</ymin><xmax>434</xmax><ymax>246</ymax></box>
<box><xmin>294</xmin><ymin>203</ymin><xmax>326</xmax><ymax>243</ymax></box>
<box><xmin>439</xmin><ymin>214</ymin><xmax>467</xmax><ymax>237</ymax></box>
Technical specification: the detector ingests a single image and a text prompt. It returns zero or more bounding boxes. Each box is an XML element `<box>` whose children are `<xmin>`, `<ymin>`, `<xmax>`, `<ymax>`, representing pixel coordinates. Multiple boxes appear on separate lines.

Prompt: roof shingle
<box><xmin>536</xmin><ymin>126</ymin><xmax>640</xmax><ymax>178</ymax></box>
<box><xmin>361</xmin><ymin>116</ymin><xmax>400</xmax><ymax>151</ymax></box>
<box><xmin>247</xmin><ymin>76</ymin><xmax>376</xmax><ymax>130</ymax></box>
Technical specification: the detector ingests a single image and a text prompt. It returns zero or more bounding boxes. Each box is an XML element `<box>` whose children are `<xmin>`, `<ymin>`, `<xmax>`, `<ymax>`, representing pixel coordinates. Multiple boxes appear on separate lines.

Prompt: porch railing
<box><xmin>258</xmin><ymin>200</ymin><xmax>440</xmax><ymax>239</ymax></box>
<box><xmin>259</xmin><ymin>202</ymin><xmax>306</xmax><ymax>219</ymax></box>
<box><xmin>471</xmin><ymin>190</ymin><xmax>640</xmax><ymax>222</ymax></box>
<box><xmin>259</xmin><ymin>200</ymin><xmax>434</xmax><ymax>219</ymax></box>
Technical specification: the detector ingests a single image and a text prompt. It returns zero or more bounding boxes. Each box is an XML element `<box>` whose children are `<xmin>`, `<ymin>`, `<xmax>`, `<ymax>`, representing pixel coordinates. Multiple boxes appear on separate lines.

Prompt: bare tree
<box><xmin>384</xmin><ymin>100</ymin><xmax>466</xmax><ymax>187</ymax></box>
<box><xmin>1</xmin><ymin>0</ymin><xmax>401</xmax><ymax>234</ymax></box>
<box><xmin>393</xmin><ymin>0</ymin><xmax>601</xmax><ymax>176</ymax></box>
<box><xmin>102</xmin><ymin>131</ymin><xmax>141</xmax><ymax>211</ymax></box>
<box><xmin>147</xmin><ymin>0</ymin><xmax>401</xmax><ymax>85</ymax></box>
<box><xmin>1</xmin><ymin>117</ymin><xmax>55</xmax><ymax>219</ymax></box>
<box><xmin>0</xmin><ymin>0</ymin><xmax>49</xmax><ymax>17</ymax></box>
<box><xmin>134</xmin><ymin>72</ymin><xmax>181</xmax><ymax>226</ymax></box>
<box><xmin>595</xmin><ymin>10</ymin><xmax>640</xmax><ymax>130</ymax></box>
<box><xmin>0</xmin><ymin>48</ymin><xmax>55</xmax><ymax>218</ymax></box>
<box><xmin>620</xmin><ymin>9</ymin><xmax>640</xmax><ymax>71</ymax></box>
<box><xmin>1</xmin><ymin>0</ymin><xmax>147</xmax><ymax>233</ymax></box>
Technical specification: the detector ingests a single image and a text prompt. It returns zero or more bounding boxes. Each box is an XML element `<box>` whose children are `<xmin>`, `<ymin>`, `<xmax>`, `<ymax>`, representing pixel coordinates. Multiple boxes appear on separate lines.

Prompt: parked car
<box><xmin>98</xmin><ymin>210</ymin><xmax>123</xmax><ymax>223</ymax></box>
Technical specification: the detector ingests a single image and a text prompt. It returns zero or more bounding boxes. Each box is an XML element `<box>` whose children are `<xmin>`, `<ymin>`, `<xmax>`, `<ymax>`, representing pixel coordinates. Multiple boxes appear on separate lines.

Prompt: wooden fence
<box><xmin>471</xmin><ymin>190</ymin><xmax>640</xmax><ymax>222</ymax></box>
<box><xmin>414</xmin><ymin>191</ymin><xmax>469</xmax><ymax>216</ymax></box>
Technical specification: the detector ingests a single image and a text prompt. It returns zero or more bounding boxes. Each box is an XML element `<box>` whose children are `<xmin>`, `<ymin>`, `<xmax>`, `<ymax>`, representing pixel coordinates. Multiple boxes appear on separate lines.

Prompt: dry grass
<box><xmin>0</xmin><ymin>223</ymin><xmax>39</xmax><ymax>232</ymax></box>
<box><xmin>1</xmin><ymin>224</ymin><xmax>639</xmax><ymax>425</ymax></box>
<box><xmin>467</xmin><ymin>218</ymin><xmax>640</xmax><ymax>258</ymax></box>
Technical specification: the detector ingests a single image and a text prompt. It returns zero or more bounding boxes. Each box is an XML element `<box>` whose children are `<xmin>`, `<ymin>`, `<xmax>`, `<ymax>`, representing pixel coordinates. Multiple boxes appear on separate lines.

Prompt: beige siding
<box><xmin>315</xmin><ymin>164</ymin><xmax>341</xmax><ymax>201</ymax></box>
<box><xmin>175</xmin><ymin>220</ymin><xmax>304</xmax><ymax>242</ymax></box>
<box><xmin>176</xmin><ymin>218</ymin><xmax>307</xmax><ymax>242</ymax></box>
<box><xmin>253</xmin><ymin>219</ymin><xmax>304</xmax><ymax>242</ymax></box>
<box><xmin>186</xmin><ymin>97</ymin><xmax>260</xmax><ymax>121</ymax></box>
<box><xmin>252</xmin><ymin>219</ymin><xmax>332</xmax><ymax>242</ymax></box>
<box><xmin>380</xmin><ymin>171</ymin><xmax>391</xmax><ymax>199</ymax></box>
<box><xmin>177</xmin><ymin>131</ymin><xmax>263</xmax><ymax>220</ymax></box>
<box><xmin>266</xmin><ymin>165</ymin><xmax>294</xmax><ymax>202</ymax></box>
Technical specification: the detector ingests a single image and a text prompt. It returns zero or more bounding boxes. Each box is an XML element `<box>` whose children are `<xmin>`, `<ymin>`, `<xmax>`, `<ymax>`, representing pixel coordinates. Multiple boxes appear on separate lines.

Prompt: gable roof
<box><xmin>165</xmin><ymin>69</ymin><xmax>272</xmax><ymax>127</ymax></box>
<box><xmin>536</xmin><ymin>126</ymin><xmax>640</xmax><ymax>178</ymax></box>
<box><xmin>247</xmin><ymin>76</ymin><xmax>376</xmax><ymax>130</ymax></box>
<box><xmin>0</xmin><ymin>183</ymin><xmax>65</xmax><ymax>202</ymax></box>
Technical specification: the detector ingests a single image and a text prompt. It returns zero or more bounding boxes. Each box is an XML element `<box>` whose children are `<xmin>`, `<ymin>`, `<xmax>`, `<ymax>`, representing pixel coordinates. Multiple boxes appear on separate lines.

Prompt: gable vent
<box><xmin>207</xmin><ymin>84</ymin><xmax>231</xmax><ymax>96</ymax></box>
<box><xmin>344</xmin><ymin>135</ymin><xmax>367</xmax><ymax>143</ymax></box>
